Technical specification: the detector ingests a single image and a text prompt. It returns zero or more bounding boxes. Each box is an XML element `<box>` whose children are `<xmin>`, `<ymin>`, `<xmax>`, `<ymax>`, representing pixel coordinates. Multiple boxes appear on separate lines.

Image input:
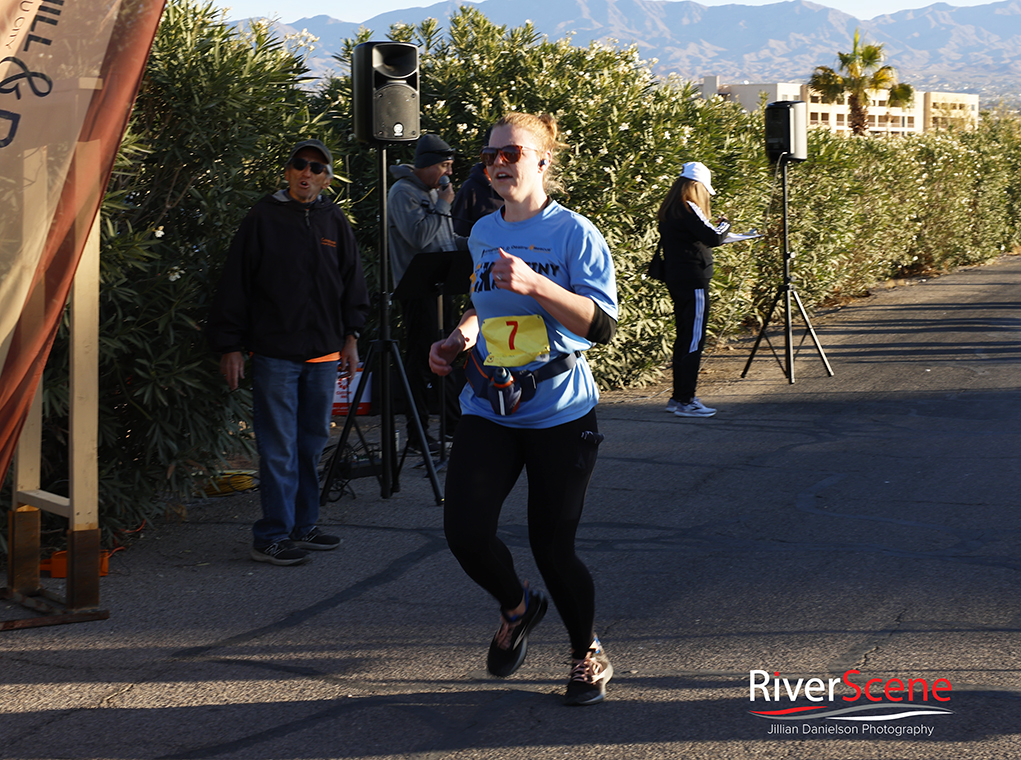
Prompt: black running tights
<box><xmin>443</xmin><ymin>409</ymin><xmax>601</xmax><ymax>657</ymax></box>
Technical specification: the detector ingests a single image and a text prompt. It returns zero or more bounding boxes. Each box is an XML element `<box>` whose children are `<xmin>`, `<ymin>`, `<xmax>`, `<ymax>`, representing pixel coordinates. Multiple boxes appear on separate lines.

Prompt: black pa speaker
<box><xmin>764</xmin><ymin>101</ymin><xmax>807</xmax><ymax>164</ymax></box>
<box><xmin>352</xmin><ymin>42</ymin><xmax>420</xmax><ymax>144</ymax></box>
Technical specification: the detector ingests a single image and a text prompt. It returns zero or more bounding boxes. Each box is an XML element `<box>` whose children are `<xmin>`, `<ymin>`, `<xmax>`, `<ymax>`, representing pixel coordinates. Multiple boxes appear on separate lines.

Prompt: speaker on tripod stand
<box><xmin>742</xmin><ymin>100</ymin><xmax>833</xmax><ymax>384</ymax></box>
<box><xmin>320</xmin><ymin>41</ymin><xmax>443</xmax><ymax>505</ymax></box>
<box><xmin>352</xmin><ymin>42</ymin><xmax>420</xmax><ymax>144</ymax></box>
<box><xmin>764</xmin><ymin>99</ymin><xmax>808</xmax><ymax>164</ymax></box>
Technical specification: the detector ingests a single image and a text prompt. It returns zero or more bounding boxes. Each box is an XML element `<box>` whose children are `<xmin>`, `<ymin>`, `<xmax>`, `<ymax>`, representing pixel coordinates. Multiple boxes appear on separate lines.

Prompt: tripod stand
<box><xmin>742</xmin><ymin>155</ymin><xmax>834</xmax><ymax>384</ymax></box>
<box><xmin>319</xmin><ymin>145</ymin><xmax>442</xmax><ymax>505</ymax></box>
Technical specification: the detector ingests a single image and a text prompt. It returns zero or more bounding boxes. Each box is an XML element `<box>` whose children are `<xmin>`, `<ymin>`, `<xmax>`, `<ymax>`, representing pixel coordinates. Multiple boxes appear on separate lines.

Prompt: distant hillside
<box><xmin>246</xmin><ymin>0</ymin><xmax>1021</xmax><ymax>106</ymax></box>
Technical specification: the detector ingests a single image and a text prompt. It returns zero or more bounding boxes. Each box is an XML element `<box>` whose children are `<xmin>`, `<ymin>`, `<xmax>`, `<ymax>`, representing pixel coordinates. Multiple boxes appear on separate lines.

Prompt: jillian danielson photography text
<box><xmin>767</xmin><ymin>723</ymin><xmax>936</xmax><ymax>737</ymax></box>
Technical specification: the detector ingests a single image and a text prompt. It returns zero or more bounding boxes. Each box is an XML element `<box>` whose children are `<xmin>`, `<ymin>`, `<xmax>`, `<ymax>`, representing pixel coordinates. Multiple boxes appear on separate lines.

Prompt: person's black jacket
<box><xmin>207</xmin><ymin>190</ymin><xmax>370</xmax><ymax>362</ymax></box>
<box><xmin>658</xmin><ymin>201</ymin><xmax>731</xmax><ymax>289</ymax></box>
<box><xmin>451</xmin><ymin>162</ymin><xmax>504</xmax><ymax>237</ymax></box>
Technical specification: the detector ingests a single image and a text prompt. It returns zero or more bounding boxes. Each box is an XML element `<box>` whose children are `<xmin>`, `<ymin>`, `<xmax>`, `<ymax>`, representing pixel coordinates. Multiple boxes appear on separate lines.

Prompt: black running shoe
<box><xmin>251</xmin><ymin>540</ymin><xmax>309</xmax><ymax>566</ymax></box>
<box><xmin>291</xmin><ymin>527</ymin><xmax>341</xmax><ymax>551</ymax></box>
<box><xmin>563</xmin><ymin>638</ymin><xmax>613</xmax><ymax>706</ymax></box>
<box><xmin>486</xmin><ymin>587</ymin><xmax>549</xmax><ymax>677</ymax></box>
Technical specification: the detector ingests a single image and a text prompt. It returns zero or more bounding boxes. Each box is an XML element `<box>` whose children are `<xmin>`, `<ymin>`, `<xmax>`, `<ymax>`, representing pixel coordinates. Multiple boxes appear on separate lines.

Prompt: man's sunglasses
<box><xmin>290</xmin><ymin>157</ymin><xmax>330</xmax><ymax>175</ymax></box>
<box><xmin>480</xmin><ymin>145</ymin><xmax>541</xmax><ymax>166</ymax></box>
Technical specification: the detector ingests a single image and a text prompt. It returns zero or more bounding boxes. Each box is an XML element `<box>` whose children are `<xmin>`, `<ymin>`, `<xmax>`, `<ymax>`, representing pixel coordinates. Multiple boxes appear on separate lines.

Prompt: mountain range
<box><xmin>253</xmin><ymin>0</ymin><xmax>1021</xmax><ymax>105</ymax></box>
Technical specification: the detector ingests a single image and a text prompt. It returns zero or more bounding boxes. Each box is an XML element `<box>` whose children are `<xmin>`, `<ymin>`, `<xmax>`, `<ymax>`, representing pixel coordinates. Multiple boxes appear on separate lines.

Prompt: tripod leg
<box><xmin>379</xmin><ymin>339</ymin><xmax>395</xmax><ymax>498</ymax></box>
<box><xmin>319</xmin><ymin>341</ymin><xmax>379</xmax><ymax>506</ymax></box>
<box><xmin>791</xmin><ymin>290</ymin><xmax>835</xmax><ymax>377</ymax></box>
<box><xmin>742</xmin><ymin>287</ymin><xmax>784</xmax><ymax>378</ymax></box>
<box><xmin>387</xmin><ymin>340</ymin><xmax>444</xmax><ymax>505</ymax></box>
<box><xmin>784</xmin><ymin>286</ymin><xmax>795</xmax><ymax>384</ymax></box>
<box><xmin>436</xmin><ymin>292</ymin><xmax>447</xmax><ymax>464</ymax></box>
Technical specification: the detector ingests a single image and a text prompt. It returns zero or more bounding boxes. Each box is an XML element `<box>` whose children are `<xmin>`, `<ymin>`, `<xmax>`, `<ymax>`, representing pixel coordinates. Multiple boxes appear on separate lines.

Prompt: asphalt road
<box><xmin>3</xmin><ymin>254</ymin><xmax>1021</xmax><ymax>759</ymax></box>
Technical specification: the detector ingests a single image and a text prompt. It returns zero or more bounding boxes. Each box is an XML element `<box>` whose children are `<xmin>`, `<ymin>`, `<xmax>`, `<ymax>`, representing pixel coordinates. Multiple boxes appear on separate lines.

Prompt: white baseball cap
<box><xmin>679</xmin><ymin>161</ymin><xmax>716</xmax><ymax>195</ymax></box>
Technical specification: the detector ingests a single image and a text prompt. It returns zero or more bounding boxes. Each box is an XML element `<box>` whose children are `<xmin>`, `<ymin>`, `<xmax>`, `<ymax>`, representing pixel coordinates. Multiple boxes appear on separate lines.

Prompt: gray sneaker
<box><xmin>564</xmin><ymin>637</ymin><xmax>614</xmax><ymax>706</ymax></box>
<box><xmin>251</xmin><ymin>540</ymin><xmax>309</xmax><ymax>566</ymax></box>
<box><xmin>674</xmin><ymin>397</ymin><xmax>717</xmax><ymax>418</ymax></box>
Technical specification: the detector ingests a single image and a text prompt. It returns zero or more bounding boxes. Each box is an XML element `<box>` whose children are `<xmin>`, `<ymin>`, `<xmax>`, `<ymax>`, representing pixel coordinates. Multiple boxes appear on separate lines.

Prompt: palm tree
<box><xmin>809</xmin><ymin>30</ymin><xmax>914</xmax><ymax>136</ymax></box>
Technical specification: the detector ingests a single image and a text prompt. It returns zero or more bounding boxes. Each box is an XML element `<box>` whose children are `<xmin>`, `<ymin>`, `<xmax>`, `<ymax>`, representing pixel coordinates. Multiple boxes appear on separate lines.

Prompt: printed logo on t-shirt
<box><xmin>472</xmin><ymin>252</ymin><xmax>562</xmax><ymax>294</ymax></box>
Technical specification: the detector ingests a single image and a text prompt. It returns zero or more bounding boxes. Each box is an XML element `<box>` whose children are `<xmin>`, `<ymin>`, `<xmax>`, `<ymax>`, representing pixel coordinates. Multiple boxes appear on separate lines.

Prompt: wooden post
<box><xmin>6</xmin><ymin>506</ymin><xmax>41</xmax><ymax>596</ymax></box>
<box><xmin>66</xmin><ymin>190</ymin><xmax>101</xmax><ymax>611</ymax></box>
<box><xmin>7</xmin><ymin>146</ymin><xmax>47</xmax><ymax>599</ymax></box>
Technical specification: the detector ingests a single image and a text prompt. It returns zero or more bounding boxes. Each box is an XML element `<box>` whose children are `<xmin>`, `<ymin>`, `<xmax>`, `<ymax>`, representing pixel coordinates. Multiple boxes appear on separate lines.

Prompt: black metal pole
<box><xmin>436</xmin><ymin>292</ymin><xmax>447</xmax><ymax>464</ymax></box>
<box><xmin>781</xmin><ymin>159</ymin><xmax>795</xmax><ymax>384</ymax></box>
<box><xmin>377</xmin><ymin>145</ymin><xmax>396</xmax><ymax>497</ymax></box>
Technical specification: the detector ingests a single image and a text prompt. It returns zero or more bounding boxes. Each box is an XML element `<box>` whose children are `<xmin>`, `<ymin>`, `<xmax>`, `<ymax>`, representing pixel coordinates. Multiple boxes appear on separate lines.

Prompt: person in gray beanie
<box><xmin>387</xmin><ymin>134</ymin><xmax>468</xmax><ymax>452</ymax></box>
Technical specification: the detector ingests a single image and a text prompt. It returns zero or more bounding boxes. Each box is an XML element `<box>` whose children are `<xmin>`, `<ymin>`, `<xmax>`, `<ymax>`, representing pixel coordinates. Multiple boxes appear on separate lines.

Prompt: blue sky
<box><xmin>213</xmin><ymin>0</ymin><xmax>993</xmax><ymax>24</ymax></box>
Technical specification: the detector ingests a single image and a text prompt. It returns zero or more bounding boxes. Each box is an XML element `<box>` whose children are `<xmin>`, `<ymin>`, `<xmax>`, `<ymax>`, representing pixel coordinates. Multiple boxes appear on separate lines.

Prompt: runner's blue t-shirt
<box><xmin>461</xmin><ymin>200</ymin><xmax>618</xmax><ymax>428</ymax></box>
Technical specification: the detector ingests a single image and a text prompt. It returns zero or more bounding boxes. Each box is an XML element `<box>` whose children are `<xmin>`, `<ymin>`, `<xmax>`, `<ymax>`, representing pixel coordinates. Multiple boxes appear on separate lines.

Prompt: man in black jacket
<box><xmin>208</xmin><ymin>139</ymin><xmax>370</xmax><ymax>565</ymax></box>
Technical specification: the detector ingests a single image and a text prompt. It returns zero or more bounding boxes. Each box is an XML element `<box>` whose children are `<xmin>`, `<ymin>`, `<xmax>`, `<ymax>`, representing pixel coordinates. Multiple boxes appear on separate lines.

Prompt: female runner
<box><xmin>429</xmin><ymin>113</ymin><xmax>618</xmax><ymax>706</ymax></box>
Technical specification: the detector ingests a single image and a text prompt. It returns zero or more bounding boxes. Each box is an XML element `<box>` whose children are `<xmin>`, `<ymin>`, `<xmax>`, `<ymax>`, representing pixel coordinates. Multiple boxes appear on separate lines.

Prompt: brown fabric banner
<box><xmin>0</xmin><ymin>0</ymin><xmax>166</xmax><ymax>483</ymax></box>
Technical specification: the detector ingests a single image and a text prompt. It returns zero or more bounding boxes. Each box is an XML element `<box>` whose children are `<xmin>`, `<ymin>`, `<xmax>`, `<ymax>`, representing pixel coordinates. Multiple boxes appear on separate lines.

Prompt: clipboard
<box><xmin>723</xmin><ymin>231</ymin><xmax>763</xmax><ymax>244</ymax></box>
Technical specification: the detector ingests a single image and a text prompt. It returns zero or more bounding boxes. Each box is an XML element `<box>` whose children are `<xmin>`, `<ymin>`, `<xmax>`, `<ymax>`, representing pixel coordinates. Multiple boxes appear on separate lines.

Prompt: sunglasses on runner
<box><xmin>480</xmin><ymin>145</ymin><xmax>541</xmax><ymax>166</ymax></box>
<box><xmin>289</xmin><ymin>157</ymin><xmax>330</xmax><ymax>175</ymax></box>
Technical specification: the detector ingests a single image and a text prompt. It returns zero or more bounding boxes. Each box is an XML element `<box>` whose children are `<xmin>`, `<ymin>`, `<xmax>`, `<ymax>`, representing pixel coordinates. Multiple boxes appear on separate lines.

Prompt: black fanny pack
<box><xmin>465</xmin><ymin>348</ymin><xmax>580</xmax><ymax>416</ymax></box>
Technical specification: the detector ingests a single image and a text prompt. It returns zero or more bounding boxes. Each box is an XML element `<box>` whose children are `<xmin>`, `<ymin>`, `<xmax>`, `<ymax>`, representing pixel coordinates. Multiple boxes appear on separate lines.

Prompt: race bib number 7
<box><xmin>480</xmin><ymin>314</ymin><xmax>551</xmax><ymax>367</ymax></box>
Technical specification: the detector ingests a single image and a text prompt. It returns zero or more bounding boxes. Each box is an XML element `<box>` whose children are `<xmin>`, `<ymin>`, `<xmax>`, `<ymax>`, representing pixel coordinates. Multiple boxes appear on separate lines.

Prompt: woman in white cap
<box><xmin>657</xmin><ymin>161</ymin><xmax>730</xmax><ymax>417</ymax></box>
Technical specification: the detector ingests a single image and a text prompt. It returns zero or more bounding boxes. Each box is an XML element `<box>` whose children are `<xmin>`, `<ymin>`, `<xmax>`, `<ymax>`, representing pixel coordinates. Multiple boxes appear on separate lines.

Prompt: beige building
<box><xmin>701</xmin><ymin>75</ymin><xmax>979</xmax><ymax>134</ymax></box>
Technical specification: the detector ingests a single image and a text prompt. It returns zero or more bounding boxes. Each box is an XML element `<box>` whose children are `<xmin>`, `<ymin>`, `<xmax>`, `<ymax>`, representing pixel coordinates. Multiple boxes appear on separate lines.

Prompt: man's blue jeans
<box><xmin>251</xmin><ymin>354</ymin><xmax>336</xmax><ymax>547</ymax></box>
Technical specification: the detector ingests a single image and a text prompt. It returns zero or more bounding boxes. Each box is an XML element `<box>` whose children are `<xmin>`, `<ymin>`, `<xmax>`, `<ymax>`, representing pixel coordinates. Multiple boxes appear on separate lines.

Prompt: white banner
<box><xmin>0</xmin><ymin>0</ymin><xmax>165</xmax><ymax>480</ymax></box>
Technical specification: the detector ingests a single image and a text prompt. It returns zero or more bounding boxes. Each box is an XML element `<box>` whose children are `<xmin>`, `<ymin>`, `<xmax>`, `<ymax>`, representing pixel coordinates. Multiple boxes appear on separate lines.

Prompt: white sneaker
<box><xmin>665</xmin><ymin>398</ymin><xmax>683</xmax><ymax>413</ymax></box>
<box><xmin>674</xmin><ymin>398</ymin><xmax>717</xmax><ymax>418</ymax></box>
